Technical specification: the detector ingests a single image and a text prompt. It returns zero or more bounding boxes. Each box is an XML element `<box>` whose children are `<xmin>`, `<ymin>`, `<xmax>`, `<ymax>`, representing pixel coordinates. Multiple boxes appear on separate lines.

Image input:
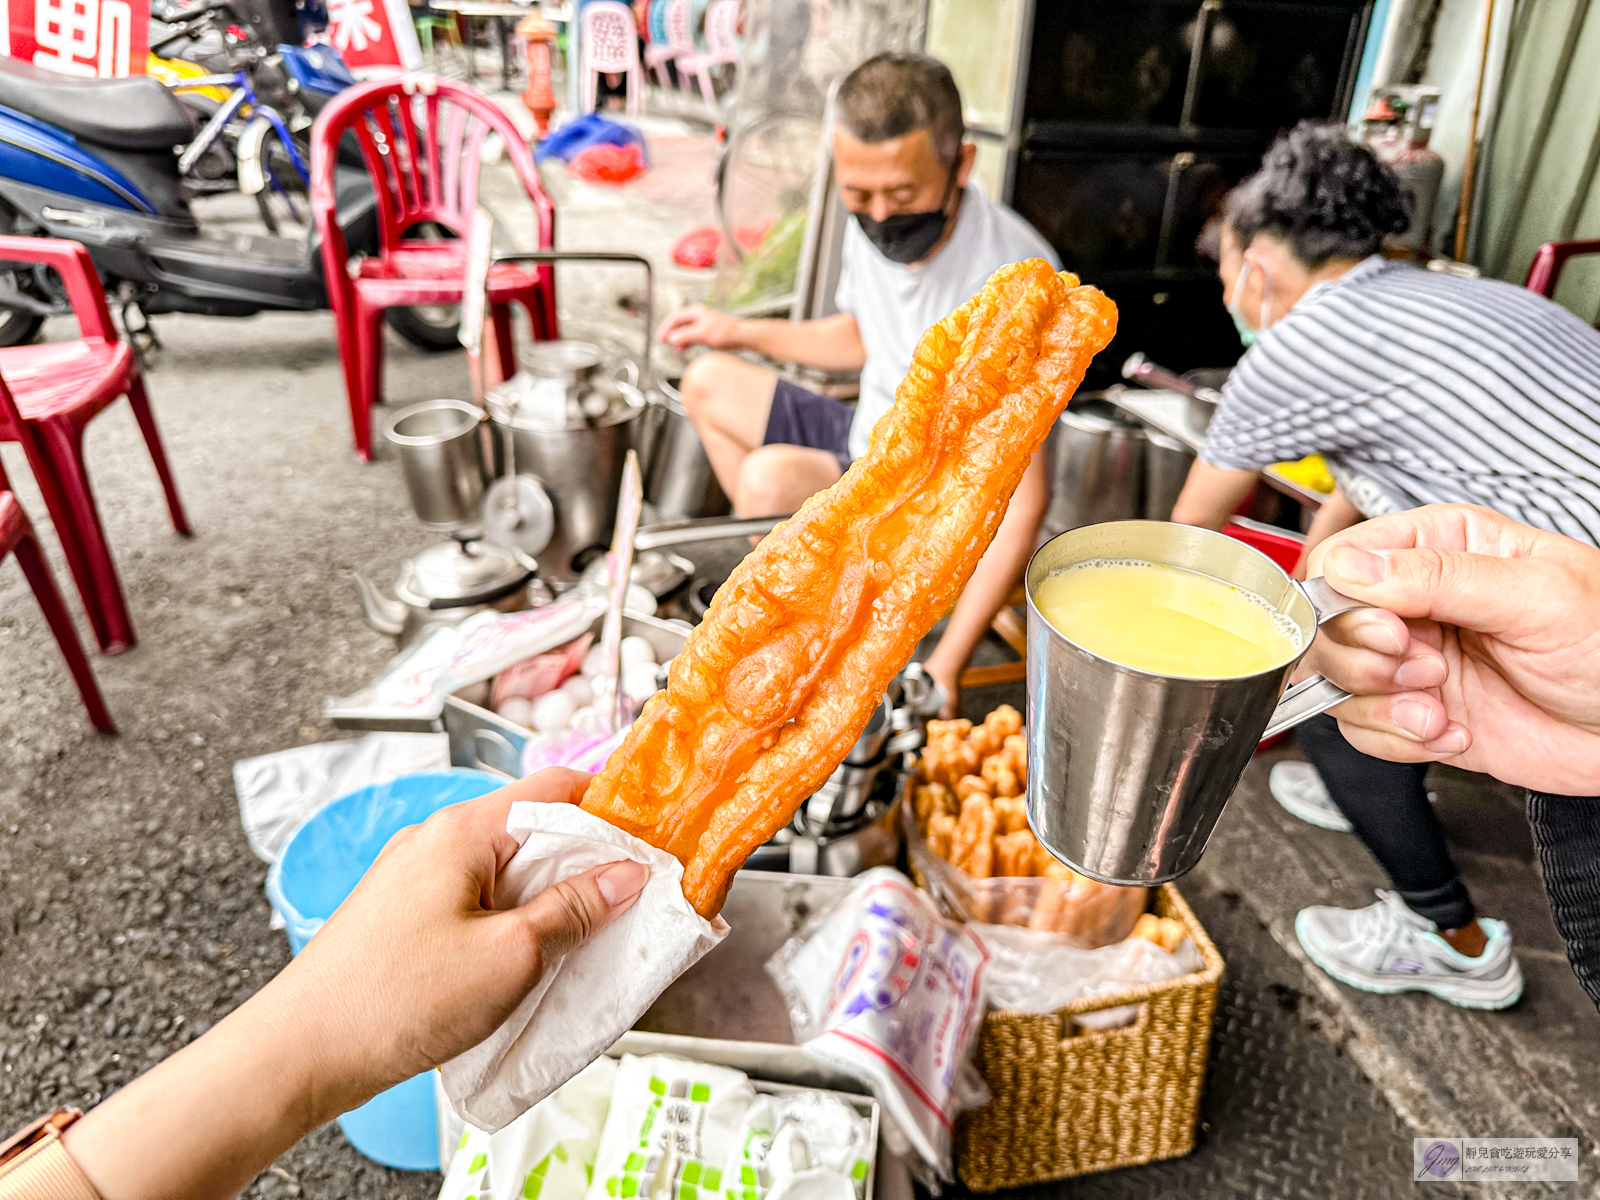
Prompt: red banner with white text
<box><xmin>323</xmin><ymin>0</ymin><xmax>419</xmax><ymax>76</ymax></box>
<box><xmin>3</xmin><ymin>0</ymin><xmax>150</xmax><ymax>76</ymax></box>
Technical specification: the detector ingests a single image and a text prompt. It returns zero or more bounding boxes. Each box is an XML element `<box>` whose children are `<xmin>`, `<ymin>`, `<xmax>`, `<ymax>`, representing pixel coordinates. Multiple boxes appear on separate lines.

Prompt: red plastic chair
<box><xmin>1523</xmin><ymin>239</ymin><xmax>1600</xmax><ymax>323</ymax></box>
<box><xmin>1223</xmin><ymin>517</ymin><xmax>1305</xmax><ymax>576</ymax></box>
<box><xmin>0</xmin><ymin>237</ymin><xmax>190</xmax><ymax>655</ymax></box>
<box><xmin>0</xmin><ymin>392</ymin><xmax>115</xmax><ymax>732</ymax></box>
<box><xmin>310</xmin><ymin>75</ymin><xmax>559</xmax><ymax>461</ymax></box>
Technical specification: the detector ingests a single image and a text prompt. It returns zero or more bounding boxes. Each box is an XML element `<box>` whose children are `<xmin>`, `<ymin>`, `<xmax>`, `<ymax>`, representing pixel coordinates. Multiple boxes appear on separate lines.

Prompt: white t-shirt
<box><xmin>833</xmin><ymin>179</ymin><xmax>1060</xmax><ymax>461</ymax></box>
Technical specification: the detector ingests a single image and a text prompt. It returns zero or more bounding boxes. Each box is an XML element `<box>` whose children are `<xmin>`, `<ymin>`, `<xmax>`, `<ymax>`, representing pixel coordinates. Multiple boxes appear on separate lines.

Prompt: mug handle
<box><xmin>1259</xmin><ymin>577</ymin><xmax>1371</xmax><ymax>741</ymax></box>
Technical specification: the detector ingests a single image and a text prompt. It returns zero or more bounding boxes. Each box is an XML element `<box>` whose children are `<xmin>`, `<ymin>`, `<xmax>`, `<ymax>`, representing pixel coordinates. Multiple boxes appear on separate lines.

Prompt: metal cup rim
<box><xmin>1024</xmin><ymin>519</ymin><xmax>1314</xmax><ymax>684</ymax></box>
<box><xmin>384</xmin><ymin>397</ymin><xmax>485</xmax><ymax>447</ymax></box>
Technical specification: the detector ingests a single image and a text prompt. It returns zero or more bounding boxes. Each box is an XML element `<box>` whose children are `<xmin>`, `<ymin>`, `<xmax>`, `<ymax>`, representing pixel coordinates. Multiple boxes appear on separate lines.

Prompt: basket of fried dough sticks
<box><xmin>905</xmin><ymin>706</ymin><xmax>1225</xmax><ymax>1190</ymax></box>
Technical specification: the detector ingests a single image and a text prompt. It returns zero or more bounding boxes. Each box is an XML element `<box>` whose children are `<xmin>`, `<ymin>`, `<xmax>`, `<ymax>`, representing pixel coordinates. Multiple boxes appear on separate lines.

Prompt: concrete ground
<box><xmin>1</xmin><ymin>96</ymin><xmax>1597</xmax><ymax>1200</ymax></box>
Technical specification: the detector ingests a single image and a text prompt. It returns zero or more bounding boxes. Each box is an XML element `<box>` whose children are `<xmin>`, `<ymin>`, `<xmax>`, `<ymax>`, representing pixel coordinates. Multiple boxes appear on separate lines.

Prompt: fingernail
<box><xmin>1328</xmin><ymin>545</ymin><xmax>1388</xmax><ymax>587</ymax></box>
<box><xmin>1430</xmin><ymin>726</ymin><xmax>1470</xmax><ymax>755</ymax></box>
<box><xmin>1394</xmin><ymin>656</ymin><xmax>1446</xmax><ymax>688</ymax></box>
<box><xmin>1351</xmin><ymin>618</ymin><xmax>1404</xmax><ymax>655</ymax></box>
<box><xmin>1392</xmin><ymin>698</ymin><xmax>1435</xmax><ymax>741</ymax></box>
<box><xmin>597</xmin><ymin>859</ymin><xmax>648</xmax><ymax>907</ymax></box>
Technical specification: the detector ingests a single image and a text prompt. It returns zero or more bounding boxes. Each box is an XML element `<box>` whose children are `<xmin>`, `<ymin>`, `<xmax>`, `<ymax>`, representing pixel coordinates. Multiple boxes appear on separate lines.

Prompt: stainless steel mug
<box><xmin>384</xmin><ymin>399</ymin><xmax>489</xmax><ymax>530</ymax></box>
<box><xmin>1024</xmin><ymin>520</ymin><xmax>1365</xmax><ymax>886</ymax></box>
<box><xmin>1141</xmin><ymin>427</ymin><xmax>1196</xmax><ymax>521</ymax></box>
<box><xmin>1044</xmin><ymin>398</ymin><xmax>1147</xmax><ymax>536</ymax></box>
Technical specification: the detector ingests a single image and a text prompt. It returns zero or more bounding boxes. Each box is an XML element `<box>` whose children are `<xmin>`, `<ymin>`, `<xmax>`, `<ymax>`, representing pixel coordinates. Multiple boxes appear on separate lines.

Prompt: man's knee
<box><xmin>679</xmin><ymin>353</ymin><xmax>737</xmax><ymax>424</ymax></box>
<box><xmin>736</xmin><ymin>446</ymin><xmax>835</xmax><ymax>517</ymax></box>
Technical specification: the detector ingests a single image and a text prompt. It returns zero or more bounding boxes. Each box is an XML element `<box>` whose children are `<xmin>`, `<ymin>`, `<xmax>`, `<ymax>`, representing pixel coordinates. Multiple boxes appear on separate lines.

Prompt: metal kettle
<box><xmin>355</xmin><ymin>535</ymin><xmax>540</xmax><ymax>645</ymax></box>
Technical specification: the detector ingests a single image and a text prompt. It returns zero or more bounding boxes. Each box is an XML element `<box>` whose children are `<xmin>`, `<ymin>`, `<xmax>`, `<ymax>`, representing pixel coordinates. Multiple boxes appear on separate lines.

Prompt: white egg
<box><xmin>569</xmin><ymin>704</ymin><xmax>605</xmax><ymax>736</ymax></box>
<box><xmin>495</xmin><ymin>696</ymin><xmax>535</xmax><ymax>729</ymax></box>
<box><xmin>582</xmin><ymin>644</ymin><xmax>607</xmax><ymax>678</ymax></box>
<box><xmin>619</xmin><ymin>636</ymin><xmax>657</xmax><ymax>668</ymax></box>
<box><xmin>560</xmin><ymin>675</ymin><xmax>594</xmax><ymax>707</ymax></box>
<box><xmin>622</xmin><ymin>662</ymin><xmax>659</xmax><ymax>702</ymax></box>
<box><xmin>530</xmin><ymin>690</ymin><xmax>577</xmax><ymax>732</ymax></box>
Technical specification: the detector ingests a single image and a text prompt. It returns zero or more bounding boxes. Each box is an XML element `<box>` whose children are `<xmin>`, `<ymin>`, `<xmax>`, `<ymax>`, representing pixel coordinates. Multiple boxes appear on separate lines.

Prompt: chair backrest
<box><xmin>645</xmin><ymin>0</ymin><xmax>668</xmax><ymax>46</ymax></box>
<box><xmin>1523</xmin><ymin>239</ymin><xmax>1600</xmax><ymax>312</ymax></box>
<box><xmin>310</xmin><ymin>75</ymin><xmax>556</xmax><ymax>271</ymax></box>
<box><xmin>664</xmin><ymin>0</ymin><xmax>692</xmax><ymax>52</ymax></box>
<box><xmin>582</xmin><ymin>1</ymin><xmax>639</xmax><ymax>73</ymax></box>
<box><xmin>703</xmin><ymin>0</ymin><xmax>737</xmax><ymax>58</ymax></box>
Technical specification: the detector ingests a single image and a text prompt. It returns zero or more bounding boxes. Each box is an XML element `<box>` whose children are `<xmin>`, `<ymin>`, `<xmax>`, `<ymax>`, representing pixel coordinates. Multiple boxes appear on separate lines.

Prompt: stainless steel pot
<box><xmin>1044</xmin><ymin>398</ymin><xmax>1147</xmax><ymax>536</ymax></box>
<box><xmin>356</xmin><ymin>535</ymin><xmax>537</xmax><ymax>645</ymax></box>
<box><xmin>643</xmin><ymin>376</ymin><xmax>731</xmax><ymax>519</ymax></box>
<box><xmin>1142</xmin><ymin>427</ymin><xmax>1196</xmax><ymax>521</ymax></box>
<box><xmin>1023</xmin><ymin>521</ymin><xmax>1366</xmax><ymax>886</ymax></box>
<box><xmin>384</xmin><ymin>399</ymin><xmax>489</xmax><ymax>530</ymax></box>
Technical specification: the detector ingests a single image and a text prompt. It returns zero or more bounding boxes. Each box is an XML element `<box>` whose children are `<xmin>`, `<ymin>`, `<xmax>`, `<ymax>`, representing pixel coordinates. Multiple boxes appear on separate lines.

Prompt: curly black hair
<box><xmin>1226</xmin><ymin>121</ymin><xmax>1411</xmax><ymax>267</ymax></box>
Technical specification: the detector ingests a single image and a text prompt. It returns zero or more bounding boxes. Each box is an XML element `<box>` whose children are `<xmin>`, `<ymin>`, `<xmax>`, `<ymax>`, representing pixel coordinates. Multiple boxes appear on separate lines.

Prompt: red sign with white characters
<box><xmin>324</xmin><ymin>0</ymin><xmax>419</xmax><ymax>75</ymax></box>
<box><xmin>3</xmin><ymin>0</ymin><xmax>150</xmax><ymax>76</ymax></box>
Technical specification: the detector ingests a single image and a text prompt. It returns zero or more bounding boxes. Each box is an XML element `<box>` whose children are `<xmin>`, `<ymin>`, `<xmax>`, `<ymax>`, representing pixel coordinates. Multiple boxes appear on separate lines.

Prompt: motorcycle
<box><xmin>0</xmin><ymin>51</ymin><xmax>455</xmax><ymax>349</ymax></box>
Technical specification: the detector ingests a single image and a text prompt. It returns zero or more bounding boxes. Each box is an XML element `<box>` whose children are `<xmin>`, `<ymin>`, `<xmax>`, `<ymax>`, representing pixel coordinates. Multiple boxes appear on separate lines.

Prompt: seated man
<box><xmin>657</xmin><ymin>51</ymin><xmax>1059</xmax><ymax>713</ymax></box>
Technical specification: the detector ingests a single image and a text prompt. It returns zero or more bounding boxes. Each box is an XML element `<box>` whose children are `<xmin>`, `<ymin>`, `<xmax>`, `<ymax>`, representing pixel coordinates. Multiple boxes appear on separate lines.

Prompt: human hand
<box><xmin>657</xmin><ymin>304</ymin><xmax>742</xmax><ymax>352</ymax></box>
<box><xmin>1304</xmin><ymin>504</ymin><xmax>1600</xmax><ymax>794</ymax></box>
<box><xmin>920</xmin><ymin>652</ymin><xmax>962</xmax><ymax>721</ymax></box>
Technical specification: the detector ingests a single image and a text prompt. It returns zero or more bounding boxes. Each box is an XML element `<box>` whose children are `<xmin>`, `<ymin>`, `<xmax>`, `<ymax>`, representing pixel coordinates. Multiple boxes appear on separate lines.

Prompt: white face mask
<box><xmin>1227</xmin><ymin>258</ymin><xmax>1272</xmax><ymax>347</ymax></box>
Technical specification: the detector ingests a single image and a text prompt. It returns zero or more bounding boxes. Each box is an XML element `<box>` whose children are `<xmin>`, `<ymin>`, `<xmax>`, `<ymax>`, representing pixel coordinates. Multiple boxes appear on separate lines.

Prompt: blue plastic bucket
<box><xmin>266</xmin><ymin>768</ymin><xmax>505</xmax><ymax>1171</ymax></box>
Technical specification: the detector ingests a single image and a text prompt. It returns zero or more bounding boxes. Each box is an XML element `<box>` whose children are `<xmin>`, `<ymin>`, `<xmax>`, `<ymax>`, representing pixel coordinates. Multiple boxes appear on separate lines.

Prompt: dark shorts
<box><xmin>763</xmin><ymin>378</ymin><xmax>853</xmax><ymax>473</ymax></box>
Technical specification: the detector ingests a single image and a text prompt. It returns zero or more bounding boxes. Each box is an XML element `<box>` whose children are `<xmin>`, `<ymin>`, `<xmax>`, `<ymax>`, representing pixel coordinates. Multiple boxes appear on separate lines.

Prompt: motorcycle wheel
<box><xmin>0</xmin><ymin>265</ymin><xmax>49</xmax><ymax>347</ymax></box>
<box><xmin>385</xmin><ymin>303</ymin><xmax>463</xmax><ymax>350</ymax></box>
<box><xmin>255</xmin><ymin>137</ymin><xmax>311</xmax><ymax>238</ymax></box>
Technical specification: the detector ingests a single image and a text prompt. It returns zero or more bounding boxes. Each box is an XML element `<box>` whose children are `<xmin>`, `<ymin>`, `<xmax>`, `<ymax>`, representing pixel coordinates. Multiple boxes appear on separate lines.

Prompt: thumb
<box><xmin>1321</xmin><ymin>542</ymin><xmax>1538</xmax><ymax>636</ymax></box>
<box><xmin>517</xmin><ymin>858</ymin><xmax>649</xmax><ymax>964</ymax></box>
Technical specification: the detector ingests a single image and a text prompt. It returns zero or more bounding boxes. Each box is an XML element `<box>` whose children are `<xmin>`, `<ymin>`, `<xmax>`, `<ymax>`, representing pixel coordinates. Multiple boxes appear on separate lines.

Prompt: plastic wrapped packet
<box><xmin>901</xmin><ymin>802</ymin><xmax>1147</xmax><ymax>947</ymax></box>
<box><xmin>491</xmin><ymin>633</ymin><xmax>594</xmax><ymax>709</ymax></box>
<box><xmin>582</xmin><ymin>1054</ymin><xmax>756</xmax><ymax>1200</ymax></box>
<box><xmin>725</xmin><ymin>1092</ymin><xmax>873</xmax><ymax>1200</ymax></box>
<box><xmin>441</xmin><ymin>598</ymin><xmax>607</xmax><ymax>696</ymax></box>
<box><xmin>766</xmin><ymin>868</ymin><xmax>989</xmax><ymax>1178</ymax></box>
<box><xmin>325</xmin><ymin>624</ymin><xmax>464</xmax><ymax>724</ymax></box>
<box><xmin>972</xmin><ymin>921</ymin><xmax>1204</xmax><ymax>1024</ymax></box>
<box><xmin>439</xmin><ymin>1057</ymin><xmax>618</xmax><ymax>1200</ymax></box>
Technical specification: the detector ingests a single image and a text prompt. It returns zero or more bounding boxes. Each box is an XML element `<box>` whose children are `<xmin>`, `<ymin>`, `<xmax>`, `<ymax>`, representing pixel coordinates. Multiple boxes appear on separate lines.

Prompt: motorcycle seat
<box><xmin>0</xmin><ymin>58</ymin><xmax>196</xmax><ymax>152</ymax></box>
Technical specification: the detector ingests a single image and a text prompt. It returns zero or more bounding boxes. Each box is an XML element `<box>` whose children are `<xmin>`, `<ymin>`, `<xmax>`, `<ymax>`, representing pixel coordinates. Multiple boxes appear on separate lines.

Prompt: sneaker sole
<box><xmin>1270</xmin><ymin>787</ymin><xmax>1354</xmax><ymax>833</ymax></box>
<box><xmin>1295</xmin><ymin>911</ymin><xmax>1524</xmax><ymax>1010</ymax></box>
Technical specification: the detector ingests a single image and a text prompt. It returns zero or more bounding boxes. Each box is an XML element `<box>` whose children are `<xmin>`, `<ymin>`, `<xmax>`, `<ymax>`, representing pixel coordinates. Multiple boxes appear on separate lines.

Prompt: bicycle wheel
<box><xmin>255</xmin><ymin>131</ymin><xmax>311</xmax><ymax>237</ymax></box>
<box><xmin>715</xmin><ymin>112</ymin><xmax>823</xmax><ymax>262</ymax></box>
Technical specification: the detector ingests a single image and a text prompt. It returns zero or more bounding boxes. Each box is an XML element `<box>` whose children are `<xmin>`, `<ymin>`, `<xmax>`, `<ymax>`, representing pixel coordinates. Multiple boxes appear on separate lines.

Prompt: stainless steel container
<box><xmin>1044</xmin><ymin>398</ymin><xmax>1147</xmax><ymax>536</ymax></box>
<box><xmin>643</xmin><ymin>376</ymin><xmax>731</xmax><ymax>519</ymax></box>
<box><xmin>384</xmin><ymin>399</ymin><xmax>488</xmax><ymax>530</ymax></box>
<box><xmin>1142</xmin><ymin>427</ymin><xmax>1196</xmax><ymax>521</ymax></box>
<box><xmin>1024</xmin><ymin>521</ymin><xmax>1364</xmax><ymax>886</ymax></box>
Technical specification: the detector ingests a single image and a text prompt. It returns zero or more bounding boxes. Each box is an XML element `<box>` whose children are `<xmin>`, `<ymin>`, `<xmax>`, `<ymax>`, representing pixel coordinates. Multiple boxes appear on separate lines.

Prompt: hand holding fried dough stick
<box><xmin>582</xmin><ymin>260</ymin><xmax>1117</xmax><ymax>916</ymax></box>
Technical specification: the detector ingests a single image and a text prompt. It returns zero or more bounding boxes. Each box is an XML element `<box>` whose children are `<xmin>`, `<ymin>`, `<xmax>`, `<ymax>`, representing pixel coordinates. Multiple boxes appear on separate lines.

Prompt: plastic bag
<box><xmin>972</xmin><ymin>921</ymin><xmax>1204</xmax><ymax>1023</ymax></box>
<box><xmin>490</xmin><ymin>633</ymin><xmax>592</xmax><ymax>709</ymax></box>
<box><xmin>534</xmin><ymin>112</ymin><xmax>648</xmax><ymax>164</ymax></box>
<box><xmin>439</xmin><ymin>1057</ymin><xmax>618</xmax><ymax>1200</ymax></box>
<box><xmin>441</xmin><ymin>598</ymin><xmax>606</xmax><ymax>695</ymax></box>
<box><xmin>570</xmin><ymin>142</ymin><xmax>646</xmax><ymax>185</ymax></box>
<box><xmin>232</xmin><ymin>732</ymin><xmax>449</xmax><ymax>864</ymax></box>
<box><xmin>726</xmin><ymin>1092</ymin><xmax>873</xmax><ymax>1200</ymax></box>
<box><xmin>767</xmin><ymin>868</ymin><xmax>988</xmax><ymax>1178</ymax></box>
<box><xmin>672</xmin><ymin>226</ymin><xmax>721</xmax><ymax>269</ymax></box>
<box><xmin>902</xmin><ymin>803</ymin><xmax>1146</xmax><ymax>947</ymax></box>
<box><xmin>324</xmin><ymin>623</ymin><xmax>463</xmax><ymax>723</ymax></box>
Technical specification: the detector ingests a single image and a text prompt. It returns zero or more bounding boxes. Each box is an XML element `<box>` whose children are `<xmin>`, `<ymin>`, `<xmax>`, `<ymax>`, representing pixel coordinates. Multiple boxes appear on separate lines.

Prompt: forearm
<box><xmin>925</xmin><ymin>452</ymin><xmax>1047</xmax><ymax>678</ymax></box>
<box><xmin>63</xmin><ymin>970</ymin><xmax>341</xmax><ymax>1200</ymax></box>
<box><xmin>1293</xmin><ymin>488</ymin><xmax>1362</xmax><ymax>579</ymax></box>
<box><xmin>1170</xmin><ymin>459</ymin><xmax>1259</xmax><ymax>530</ymax></box>
<box><xmin>733</xmin><ymin>314</ymin><xmax>866</xmax><ymax>371</ymax></box>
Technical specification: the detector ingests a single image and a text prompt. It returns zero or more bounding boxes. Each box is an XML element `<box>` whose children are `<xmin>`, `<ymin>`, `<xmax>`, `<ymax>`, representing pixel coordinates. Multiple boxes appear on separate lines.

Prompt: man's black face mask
<box><xmin>852</xmin><ymin>166</ymin><xmax>958</xmax><ymax>264</ymax></box>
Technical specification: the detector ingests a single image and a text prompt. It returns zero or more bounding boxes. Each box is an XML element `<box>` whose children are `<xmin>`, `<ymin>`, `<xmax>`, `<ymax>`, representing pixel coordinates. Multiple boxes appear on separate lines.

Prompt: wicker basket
<box><xmin>954</xmin><ymin>883</ymin><xmax>1225</xmax><ymax>1190</ymax></box>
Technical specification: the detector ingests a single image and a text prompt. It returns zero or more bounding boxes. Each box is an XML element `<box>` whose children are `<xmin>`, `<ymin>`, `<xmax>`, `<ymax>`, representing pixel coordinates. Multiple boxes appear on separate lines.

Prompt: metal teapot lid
<box><xmin>1060</xmin><ymin>397</ymin><xmax>1147</xmax><ymax>432</ymax></box>
<box><xmin>488</xmin><ymin>367</ymin><xmax>646</xmax><ymax>432</ymax></box>
<box><xmin>518</xmin><ymin>340</ymin><xmax>603</xmax><ymax>382</ymax></box>
<box><xmin>396</xmin><ymin>536</ymin><xmax>534</xmax><ymax>610</ymax></box>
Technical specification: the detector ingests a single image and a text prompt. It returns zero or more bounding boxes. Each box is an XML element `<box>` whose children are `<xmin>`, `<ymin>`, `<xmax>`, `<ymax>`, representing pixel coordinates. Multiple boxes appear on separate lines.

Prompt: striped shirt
<box><xmin>1201</xmin><ymin>256</ymin><xmax>1600</xmax><ymax>546</ymax></box>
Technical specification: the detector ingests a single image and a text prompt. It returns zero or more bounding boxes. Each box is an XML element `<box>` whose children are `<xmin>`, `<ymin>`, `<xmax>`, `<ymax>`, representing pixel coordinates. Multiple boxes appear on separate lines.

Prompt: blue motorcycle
<box><xmin>0</xmin><ymin>46</ymin><xmax>457</xmax><ymax>350</ymax></box>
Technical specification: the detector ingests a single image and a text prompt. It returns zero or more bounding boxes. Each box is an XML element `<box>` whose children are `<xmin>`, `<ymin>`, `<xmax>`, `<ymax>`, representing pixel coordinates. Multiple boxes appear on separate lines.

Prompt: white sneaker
<box><xmin>1295</xmin><ymin>890</ymin><xmax>1523</xmax><ymax>1010</ymax></box>
<box><xmin>1270</xmin><ymin>760</ymin><xmax>1353</xmax><ymax>832</ymax></box>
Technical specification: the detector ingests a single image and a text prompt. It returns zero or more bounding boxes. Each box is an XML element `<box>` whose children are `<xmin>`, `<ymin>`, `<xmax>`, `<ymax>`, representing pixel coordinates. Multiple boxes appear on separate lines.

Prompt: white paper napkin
<box><xmin>440</xmin><ymin>802</ymin><xmax>728</xmax><ymax>1132</ymax></box>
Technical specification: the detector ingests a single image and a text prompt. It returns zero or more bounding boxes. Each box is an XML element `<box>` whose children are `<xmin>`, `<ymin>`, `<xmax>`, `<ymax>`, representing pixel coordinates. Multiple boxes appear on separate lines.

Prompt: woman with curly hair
<box><xmin>1171</xmin><ymin>121</ymin><xmax>1600</xmax><ymax>1012</ymax></box>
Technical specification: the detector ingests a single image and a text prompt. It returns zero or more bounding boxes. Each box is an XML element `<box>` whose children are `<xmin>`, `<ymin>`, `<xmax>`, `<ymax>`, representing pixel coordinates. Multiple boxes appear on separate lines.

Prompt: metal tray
<box><xmin>611</xmin><ymin>871</ymin><xmax>913</xmax><ymax>1200</ymax></box>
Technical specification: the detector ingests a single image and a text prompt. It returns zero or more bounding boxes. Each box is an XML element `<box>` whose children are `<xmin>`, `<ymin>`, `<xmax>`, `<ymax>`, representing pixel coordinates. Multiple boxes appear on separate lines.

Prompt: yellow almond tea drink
<box><xmin>1033</xmin><ymin>560</ymin><xmax>1299</xmax><ymax>678</ymax></box>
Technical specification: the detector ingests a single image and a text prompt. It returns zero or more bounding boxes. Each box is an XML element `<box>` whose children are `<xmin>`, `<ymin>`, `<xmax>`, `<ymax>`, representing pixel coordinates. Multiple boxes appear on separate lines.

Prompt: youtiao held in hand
<box><xmin>582</xmin><ymin>259</ymin><xmax>1118</xmax><ymax>916</ymax></box>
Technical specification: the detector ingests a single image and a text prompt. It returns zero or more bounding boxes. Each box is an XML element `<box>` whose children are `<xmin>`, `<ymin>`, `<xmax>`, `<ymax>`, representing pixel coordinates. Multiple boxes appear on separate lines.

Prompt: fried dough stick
<box><xmin>582</xmin><ymin>259</ymin><xmax>1117</xmax><ymax>916</ymax></box>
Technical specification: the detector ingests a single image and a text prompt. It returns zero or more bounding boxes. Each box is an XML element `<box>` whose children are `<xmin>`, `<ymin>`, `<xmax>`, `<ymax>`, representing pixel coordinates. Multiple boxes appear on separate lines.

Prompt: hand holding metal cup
<box><xmin>1023</xmin><ymin>520</ymin><xmax>1369</xmax><ymax>887</ymax></box>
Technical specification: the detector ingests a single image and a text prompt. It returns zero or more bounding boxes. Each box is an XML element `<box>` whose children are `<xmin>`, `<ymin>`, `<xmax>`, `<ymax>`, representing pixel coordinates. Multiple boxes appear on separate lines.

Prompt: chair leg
<box><xmin>342</xmin><ymin>306</ymin><xmax>387</xmax><ymax>462</ymax></box>
<box><xmin>696</xmin><ymin>65</ymin><xmax>715</xmax><ymax>116</ymax></box>
<box><xmin>32</xmin><ymin>418</ymin><xmax>136</xmax><ymax>654</ymax></box>
<box><xmin>12</xmin><ymin>529</ymin><xmax>115</xmax><ymax>732</ymax></box>
<box><xmin>125</xmin><ymin>373</ymin><xmax>192</xmax><ymax>536</ymax></box>
<box><xmin>490</xmin><ymin>300</ymin><xmax>517</xmax><ymax>384</ymax></box>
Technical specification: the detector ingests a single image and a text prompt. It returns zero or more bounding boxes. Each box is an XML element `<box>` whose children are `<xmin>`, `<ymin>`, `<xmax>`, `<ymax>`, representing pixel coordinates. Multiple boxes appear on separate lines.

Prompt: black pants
<box><xmin>1527</xmin><ymin>791</ymin><xmax>1600</xmax><ymax>1012</ymax></box>
<box><xmin>1296</xmin><ymin>715</ymin><xmax>1476</xmax><ymax>929</ymax></box>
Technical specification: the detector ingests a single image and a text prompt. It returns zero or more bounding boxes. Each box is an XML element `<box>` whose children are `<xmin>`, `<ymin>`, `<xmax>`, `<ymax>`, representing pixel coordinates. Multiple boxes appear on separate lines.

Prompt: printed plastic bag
<box><xmin>767</xmin><ymin>869</ymin><xmax>988</xmax><ymax>1177</ymax></box>
<box><xmin>902</xmin><ymin>802</ymin><xmax>1146</xmax><ymax>947</ymax></box>
<box><xmin>440</xmin><ymin>1057</ymin><xmax>618</xmax><ymax>1200</ymax></box>
<box><xmin>491</xmin><ymin>633</ymin><xmax>593</xmax><ymax>709</ymax></box>
<box><xmin>725</xmin><ymin>1092</ymin><xmax>873</xmax><ymax>1200</ymax></box>
<box><xmin>971</xmin><ymin>921</ymin><xmax>1203</xmax><ymax>1022</ymax></box>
